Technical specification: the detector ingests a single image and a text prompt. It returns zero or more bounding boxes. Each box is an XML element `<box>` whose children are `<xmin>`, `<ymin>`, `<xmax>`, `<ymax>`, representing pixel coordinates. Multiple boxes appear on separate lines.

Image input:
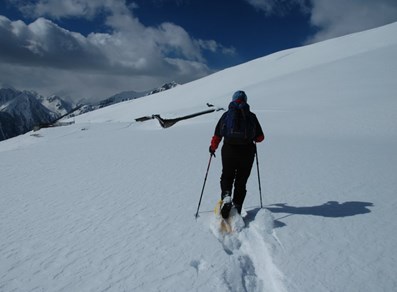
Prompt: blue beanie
<box><xmin>232</xmin><ymin>90</ymin><xmax>247</xmax><ymax>102</ymax></box>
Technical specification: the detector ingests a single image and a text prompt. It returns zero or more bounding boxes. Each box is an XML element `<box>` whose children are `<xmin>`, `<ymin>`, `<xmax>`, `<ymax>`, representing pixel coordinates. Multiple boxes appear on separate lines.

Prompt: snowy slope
<box><xmin>1</xmin><ymin>22</ymin><xmax>397</xmax><ymax>292</ymax></box>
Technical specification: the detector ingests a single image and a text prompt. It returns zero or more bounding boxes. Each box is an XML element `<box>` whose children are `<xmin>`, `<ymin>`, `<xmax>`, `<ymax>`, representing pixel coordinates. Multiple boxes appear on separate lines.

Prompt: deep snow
<box><xmin>1</xmin><ymin>22</ymin><xmax>397</xmax><ymax>291</ymax></box>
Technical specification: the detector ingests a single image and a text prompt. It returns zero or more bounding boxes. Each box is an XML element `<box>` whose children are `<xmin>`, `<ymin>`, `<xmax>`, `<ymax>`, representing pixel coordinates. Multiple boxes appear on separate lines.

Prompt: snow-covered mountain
<box><xmin>64</xmin><ymin>82</ymin><xmax>180</xmax><ymax>119</ymax></box>
<box><xmin>1</xmin><ymin>22</ymin><xmax>397</xmax><ymax>292</ymax></box>
<box><xmin>0</xmin><ymin>88</ymin><xmax>56</xmax><ymax>140</ymax></box>
<box><xmin>96</xmin><ymin>82</ymin><xmax>180</xmax><ymax>109</ymax></box>
<box><xmin>0</xmin><ymin>81</ymin><xmax>179</xmax><ymax>141</ymax></box>
<box><xmin>38</xmin><ymin>94</ymin><xmax>73</xmax><ymax>117</ymax></box>
<box><xmin>97</xmin><ymin>90</ymin><xmax>147</xmax><ymax>108</ymax></box>
<box><xmin>145</xmin><ymin>81</ymin><xmax>179</xmax><ymax>96</ymax></box>
<box><xmin>0</xmin><ymin>87</ymin><xmax>18</xmax><ymax>105</ymax></box>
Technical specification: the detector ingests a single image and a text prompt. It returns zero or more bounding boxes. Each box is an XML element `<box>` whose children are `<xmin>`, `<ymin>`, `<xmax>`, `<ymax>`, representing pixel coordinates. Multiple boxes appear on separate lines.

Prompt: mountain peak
<box><xmin>146</xmin><ymin>81</ymin><xmax>179</xmax><ymax>96</ymax></box>
<box><xmin>0</xmin><ymin>87</ymin><xmax>73</xmax><ymax>140</ymax></box>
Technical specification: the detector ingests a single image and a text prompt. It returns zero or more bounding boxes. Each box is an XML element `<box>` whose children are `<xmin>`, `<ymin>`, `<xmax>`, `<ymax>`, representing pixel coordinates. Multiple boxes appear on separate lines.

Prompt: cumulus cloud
<box><xmin>245</xmin><ymin>0</ymin><xmax>397</xmax><ymax>42</ymax></box>
<box><xmin>0</xmin><ymin>16</ymin><xmax>109</xmax><ymax>71</ymax></box>
<box><xmin>0</xmin><ymin>0</ymin><xmax>233</xmax><ymax>101</ymax></box>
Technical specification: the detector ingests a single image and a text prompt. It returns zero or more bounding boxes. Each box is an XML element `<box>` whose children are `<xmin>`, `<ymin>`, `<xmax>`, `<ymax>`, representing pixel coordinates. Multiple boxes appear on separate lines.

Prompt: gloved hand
<box><xmin>209</xmin><ymin>146</ymin><xmax>216</xmax><ymax>157</ymax></box>
<box><xmin>255</xmin><ymin>134</ymin><xmax>265</xmax><ymax>143</ymax></box>
<box><xmin>209</xmin><ymin>135</ymin><xmax>221</xmax><ymax>157</ymax></box>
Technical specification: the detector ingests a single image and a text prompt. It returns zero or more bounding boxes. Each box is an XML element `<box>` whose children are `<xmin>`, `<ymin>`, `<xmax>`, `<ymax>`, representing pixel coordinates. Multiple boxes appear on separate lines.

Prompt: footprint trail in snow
<box><xmin>210</xmin><ymin>208</ymin><xmax>287</xmax><ymax>292</ymax></box>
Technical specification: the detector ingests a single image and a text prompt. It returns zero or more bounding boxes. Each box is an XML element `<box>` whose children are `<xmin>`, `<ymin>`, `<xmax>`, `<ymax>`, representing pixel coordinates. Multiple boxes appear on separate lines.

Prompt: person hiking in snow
<box><xmin>209</xmin><ymin>90</ymin><xmax>264</xmax><ymax>219</ymax></box>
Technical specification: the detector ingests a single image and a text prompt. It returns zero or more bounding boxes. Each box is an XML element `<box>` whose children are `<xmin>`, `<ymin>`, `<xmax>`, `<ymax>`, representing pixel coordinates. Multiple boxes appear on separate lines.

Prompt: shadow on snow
<box><xmin>267</xmin><ymin>201</ymin><xmax>374</xmax><ymax>217</ymax></box>
<box><xmin>244</xmin><ymin>201</ymin><xmax>374</xmax><ymax>229</ymax></box>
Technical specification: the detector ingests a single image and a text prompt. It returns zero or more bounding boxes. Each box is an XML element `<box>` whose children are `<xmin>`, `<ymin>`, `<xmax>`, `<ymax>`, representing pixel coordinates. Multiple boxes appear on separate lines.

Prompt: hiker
<box><xmin>209</xmin><ymin>90</ymin><xmax>264</xmax><ymax>218</ymax></box>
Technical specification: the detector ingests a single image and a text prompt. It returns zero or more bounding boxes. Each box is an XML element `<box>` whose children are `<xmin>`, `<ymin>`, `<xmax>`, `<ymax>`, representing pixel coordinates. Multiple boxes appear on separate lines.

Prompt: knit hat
<box><xmin>232</xmin><ymin>90</ymin><xmax>247</xmax><ymax>102</ymax></box>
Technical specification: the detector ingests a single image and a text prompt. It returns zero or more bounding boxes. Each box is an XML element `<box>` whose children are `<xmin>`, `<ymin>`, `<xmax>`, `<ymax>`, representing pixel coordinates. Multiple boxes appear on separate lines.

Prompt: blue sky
<box><xmin>1</xmin><ymin>0</ymin><xmax>397</xmax><ymax>101</ymax></box>
<box><xmin>127</xmin><ymin>1</ymin><xmax>315</xmax><ymax>68</ymax></box>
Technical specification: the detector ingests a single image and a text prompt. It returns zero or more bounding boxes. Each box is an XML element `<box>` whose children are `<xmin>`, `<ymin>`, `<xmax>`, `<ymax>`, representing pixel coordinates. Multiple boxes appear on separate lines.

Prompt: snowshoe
<box><xmin>213</xmin><ymin>200</ymin><xmax>245</xmax><ymax>235</ymax></box>
<box><xmin>220</xmin><ymin>196</ymin><xmax>232</xmax><ymax>219</ymax></box>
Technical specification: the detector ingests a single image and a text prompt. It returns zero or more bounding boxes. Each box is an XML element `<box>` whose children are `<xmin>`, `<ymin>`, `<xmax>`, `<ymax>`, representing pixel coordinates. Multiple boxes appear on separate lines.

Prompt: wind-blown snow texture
<box><xmin>1</xmin><ymin>22</ymin><xmax>397</xmax><ymax>291</ymax></box>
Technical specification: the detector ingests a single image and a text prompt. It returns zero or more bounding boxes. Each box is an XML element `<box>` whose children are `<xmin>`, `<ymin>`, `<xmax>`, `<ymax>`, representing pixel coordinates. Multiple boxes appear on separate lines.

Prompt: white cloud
<box><xmin>0</xmin><ymin>16</ymin><xmax>108</xmax><ymax>70</ymax></box>
<box><xmin>197</xmin><ymin>39</ymin><xmax>237</xmax><ymax>55</ymax></box>
<box><xmin>14</xmin><ymin>0</ymin><xmax>112</xmax><ymax>19</ymax></box>
<box><xmin>148</xmin><ymin>22</ymin><xmax>204</xmax><ymax>62</ymax></box>
<box><xmin>244</xmin><ymin>0</ymin><xmax>309</xmax><ymax>15</ymax></box>
<box><xmin>1</xmin><ymin>0</ymin><xmax>233</xmax><ymax>100</ymax></box>
<box><xmin>307</xmin><ymin>0</ymin><xmax>397</xmax><ymax>43</ymax></box>
<box><xmin>245</xmin><ymin>0</ymin><xmax>397</xmax><ymax>43</ymax></box>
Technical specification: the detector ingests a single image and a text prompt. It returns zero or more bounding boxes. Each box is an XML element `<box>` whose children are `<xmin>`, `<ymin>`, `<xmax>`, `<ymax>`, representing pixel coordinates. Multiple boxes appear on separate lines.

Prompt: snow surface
<box><xmin>1</xmin><ymin>22</ymin><xmax>397</xmax><ymax>291</ymax></box>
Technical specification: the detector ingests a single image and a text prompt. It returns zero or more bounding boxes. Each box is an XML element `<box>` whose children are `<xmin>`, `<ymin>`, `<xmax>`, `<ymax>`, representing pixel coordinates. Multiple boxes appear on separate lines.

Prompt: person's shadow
<box><xmin>267</xmin><ymin>201</ymin><xmax>373</xmax><ymax>217</ymax></box>
<box><xmin>249</xmin><ymin>201</ymin><xmax>374</xmax><ymax>228</ymax></box>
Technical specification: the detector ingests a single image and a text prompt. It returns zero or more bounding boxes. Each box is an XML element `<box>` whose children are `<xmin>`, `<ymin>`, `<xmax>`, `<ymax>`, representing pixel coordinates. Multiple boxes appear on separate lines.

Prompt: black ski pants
<box><xmin>220</xmin><ymin>143</ymin><xmax>256</xmax><ymax>212</ymax></box>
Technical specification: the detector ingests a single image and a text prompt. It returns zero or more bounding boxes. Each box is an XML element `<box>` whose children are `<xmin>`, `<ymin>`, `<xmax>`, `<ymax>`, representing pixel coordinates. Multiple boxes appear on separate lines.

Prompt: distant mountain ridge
<box><xmin>97</xmin><ymin>81</ymin><xmax>179</xmax><ymax>108</ymax></box>
<box><xmin>0</xmin><ymin>88</ymin><xmax>68</xmax><ymax>141</ymax></box>
<box><xmin>65</xmin><ymin>82</ymin><xmax>180</xmax><ymax>118</ymax></box>
<box><xmin>145</xmin><ymin>81</ymin><xmax>179</xmax><ymax>96</ymax></box>
<box><xmin>0</xmin><ymin>82</ymin><xmax>180</xmax><ymax>141</ymax></box>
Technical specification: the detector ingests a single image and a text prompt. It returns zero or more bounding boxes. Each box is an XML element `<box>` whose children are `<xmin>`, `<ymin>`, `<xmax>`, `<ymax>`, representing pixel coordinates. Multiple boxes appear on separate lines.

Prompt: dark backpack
<box><xmin>221</xmin><ymin>101</ymin><xmax>256</xmax><ymax>143</ymax></box>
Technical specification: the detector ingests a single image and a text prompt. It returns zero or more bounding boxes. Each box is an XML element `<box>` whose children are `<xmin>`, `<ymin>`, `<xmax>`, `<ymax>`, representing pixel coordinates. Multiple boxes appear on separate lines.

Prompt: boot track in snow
<box><xmin>210</xmin><ymin>207</ymin><xmax>287</xmax><ymax>292</ymax></box>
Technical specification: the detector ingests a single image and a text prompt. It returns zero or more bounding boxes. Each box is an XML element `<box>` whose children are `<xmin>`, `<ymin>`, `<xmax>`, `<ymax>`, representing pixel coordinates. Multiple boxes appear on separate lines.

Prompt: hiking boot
<box><xmin>221</xmin><ymin>195</ymin><xmax>232</xmax><ymax>219</ymax></box>
<box><xmin>234</xmin><ymin>203</ymin><xmax>242</xmax><ymax>215</ymax></box>
<box><xmin>221</xmin><ymin>190</ymin><xmax>231</xmax><ymax>200</ymax></box>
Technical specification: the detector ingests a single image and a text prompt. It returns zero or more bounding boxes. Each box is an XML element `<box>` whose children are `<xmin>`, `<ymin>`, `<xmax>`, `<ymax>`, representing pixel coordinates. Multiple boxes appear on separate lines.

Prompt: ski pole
<box><xmin>195</xmin><ymin>154</ymin><xmax>213</xmax><ymax>218</ymax></box>
<box><xmin>255</xmin><ymin>143</ymin><xmax>263</xmax><ymax>208</ymax></box>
